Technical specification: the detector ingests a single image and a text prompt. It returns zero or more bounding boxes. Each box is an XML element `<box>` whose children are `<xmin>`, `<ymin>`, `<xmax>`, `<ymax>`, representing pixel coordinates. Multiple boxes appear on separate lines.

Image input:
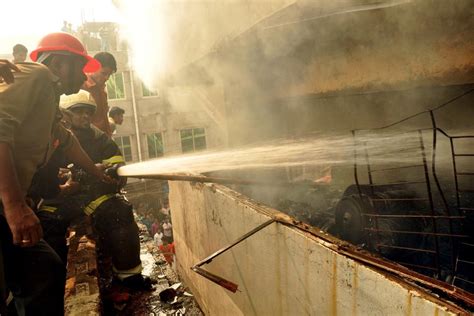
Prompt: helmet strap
<box><xmin>36</xmin><ymin>52</ymin><xmax>52</xmax><ymax>64</ymax></box>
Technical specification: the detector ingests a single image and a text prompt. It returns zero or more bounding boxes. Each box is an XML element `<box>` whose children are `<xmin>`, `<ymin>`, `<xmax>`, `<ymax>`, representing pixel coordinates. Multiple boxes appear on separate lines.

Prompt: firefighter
<box><xmin>38</xmin><ymin>90</ymin><xmax>154</xmax><ymax>290</ymax></box>
<box><xmin>0</xmin><ymin>32</ymin><xmax>111</xmax><ymax>315</ymax></box>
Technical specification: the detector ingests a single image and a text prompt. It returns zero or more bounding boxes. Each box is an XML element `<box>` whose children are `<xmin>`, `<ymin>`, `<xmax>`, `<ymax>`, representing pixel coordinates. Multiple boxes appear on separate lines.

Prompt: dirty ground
<box><xmin>100</xmin><ymin>221</ymin><xmax>203</xmax><ymax>316</ymax></box>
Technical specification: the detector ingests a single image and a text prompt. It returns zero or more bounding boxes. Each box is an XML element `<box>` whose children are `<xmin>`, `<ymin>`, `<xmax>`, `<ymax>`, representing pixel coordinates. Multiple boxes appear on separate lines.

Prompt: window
<box><xmin>180</xmin><ymin>128</ymin><xmax>207</xmax><ymax>153</ymax></box>
<box><xmin>113</xmin><ymin>136</ymin><xmax>133</xmax><ymax>161</ymax></box>
<box><xmin>147</xmin><ymin>132</ymin><xmax>164</xmax><ymax>158</ymax></box>
<box><xmin>107</xmin><ymin>72</ymin><xmax>125</xmax><ymax>100</ymax></box>
<box><xmin>142</xmin><ymin>82</ymin><xmax>158</xmax><ymax>97</ymax></box>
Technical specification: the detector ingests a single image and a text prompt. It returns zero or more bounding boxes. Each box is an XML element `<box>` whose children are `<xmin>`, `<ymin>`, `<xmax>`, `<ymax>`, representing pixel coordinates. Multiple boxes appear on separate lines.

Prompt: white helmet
<box><xmin>59</xmin><ymin>89</ymin><xmax>97</xmax><ymax>112</ymax></box>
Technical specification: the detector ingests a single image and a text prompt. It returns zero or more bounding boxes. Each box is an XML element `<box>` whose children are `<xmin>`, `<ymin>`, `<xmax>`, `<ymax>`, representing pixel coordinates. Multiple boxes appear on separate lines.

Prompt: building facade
<box><xmin>80</xmin><ymin>22</ymin><xmax>226</xmax><ymax>164</ymax></box>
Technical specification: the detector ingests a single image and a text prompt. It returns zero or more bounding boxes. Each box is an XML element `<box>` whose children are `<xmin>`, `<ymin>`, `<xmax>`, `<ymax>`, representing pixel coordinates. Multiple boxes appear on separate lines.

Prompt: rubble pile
<box><xmin>240</xmin><ymin>183</ymin><xmax>343</xmax><ymax>234</ymax></box>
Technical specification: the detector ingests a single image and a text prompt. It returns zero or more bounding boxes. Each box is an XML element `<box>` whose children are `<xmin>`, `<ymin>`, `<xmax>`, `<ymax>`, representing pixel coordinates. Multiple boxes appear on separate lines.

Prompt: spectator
<box><xmin>108</xmin><ymin>106</ymin><xmax>125</xmax><ymax>135</ymax></box>
<box><xmin>12</xmin><ymin>44</ymin><xmax>28</xmax><ymax>63</ymax></box>
<box><xmin>159</xmin><ymin>239</ymin><xmax>175</xmax><ymax>266</ymax></box>
<box><xmin>162</xmin><ymin>217</ymin><xmax>173</xmax><ymax>244</ymax></box>
<box><xmin>61</xmin><ymin>21</ymin><xmax>69</xmax><ymax>32</ymax></box>
<box><xmin>82</xmin><ymin>52</ymin><xmax>117</xmax><ymax>136</ymax></box>
<box><xmin>160</xmin><ymin>199</ymin><xmax>170</xmax><ymax>217</ymax></box>
<box><xmin>99</xmin><ymin>26</ymin><xmax>110</xmax><ymax>51</ymax></box>
<box><xmin>153</xmin><ymin>231</ymin><xmax>163</xmax><ymax>247</ymax></box>
<box><xmin>61</xmin><ymin>21</ymin><xmax>73</xmax><ymax>34</ymax></box>
<box><xmin>142</xmin><ymin>213</ymin><xmax>153</xmax><ymax>234</ymax></box>
<box><xmin>151</xmin><ymin>218</ymin><xmax>160</xmax><ymax>237</ymax></box>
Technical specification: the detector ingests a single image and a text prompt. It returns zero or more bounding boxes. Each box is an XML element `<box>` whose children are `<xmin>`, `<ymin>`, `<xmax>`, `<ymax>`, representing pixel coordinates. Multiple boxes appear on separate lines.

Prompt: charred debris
<box><xmin>198</xmin><ymin>98</ymin><xmax>474</xmax><ymax>301</ymax></box>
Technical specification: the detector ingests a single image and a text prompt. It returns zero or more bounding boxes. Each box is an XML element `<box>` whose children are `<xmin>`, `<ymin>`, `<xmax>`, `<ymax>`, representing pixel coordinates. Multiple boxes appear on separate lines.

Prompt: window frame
<box><xmin>107</xmin><ymin>72</ymin><xmax>126</xmax><ymax>100</ymax></box>
<box><xmin>180</xmin><ymin>127</ymin><xmax>207</xmax><ymax>153</ymax></box>
<box><xmin>147</xmin><ymin>132</ymin><xmax>164</xmax><ymax>159</ymax></box>
<box><xmin>113</xmin><ymin>135</ymin><xmax>133</xmax><ymax>162</ymax></box>
<box><xmin>141</xmin><ymin>81</ymin><xmax>158</xmax><ymax>98</ymax></box>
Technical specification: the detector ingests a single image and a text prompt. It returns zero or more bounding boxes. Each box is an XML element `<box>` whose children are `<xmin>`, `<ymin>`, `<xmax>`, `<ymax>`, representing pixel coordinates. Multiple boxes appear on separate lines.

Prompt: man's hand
<box><xmin>0</xmin><ymin>143</ymin><xmax>42</xmax><ymax>247</ymax></box>
<box><xmin>0</xmin><ymin>59</ymin><xmax>20</xmax><ymax>84</ymax></box>
<box><xmin>3</xmin><ymin>202</ymin><xmax>43</xmax><ymax>247</ymax></box>
<box><xmin>66</xmin><ymin>135</ymin><xmax>115</xmax><ymax>184</ymax></box>
<box><xmin>59</xmin><ymin>178</ymin><xmax>80</xmax><ymax>196</ymax></box>
<box><xmin>93</xmin><ymin>163</ymin><xmax>116</xmax><ymax>184</ymax></box>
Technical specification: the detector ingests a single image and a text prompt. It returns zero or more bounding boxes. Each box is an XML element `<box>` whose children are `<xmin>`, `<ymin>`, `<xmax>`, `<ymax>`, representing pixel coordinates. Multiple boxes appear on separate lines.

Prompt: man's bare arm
<box><xmin>0</xmin><ymin>60</ymin><xmax>20</xmax><ymax>84</ymax></box>
<box><xmin>0</xmin><ymin>143</ymin><xmax>42</xmax><ymax>247</ymax></box>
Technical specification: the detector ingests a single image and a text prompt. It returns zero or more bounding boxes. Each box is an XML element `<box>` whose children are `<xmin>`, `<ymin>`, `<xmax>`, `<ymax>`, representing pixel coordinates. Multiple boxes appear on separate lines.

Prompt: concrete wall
<box><xmin>169</xmin><ymin>181</ymin><xmax>468</xmax><ymax>315</ymax></box>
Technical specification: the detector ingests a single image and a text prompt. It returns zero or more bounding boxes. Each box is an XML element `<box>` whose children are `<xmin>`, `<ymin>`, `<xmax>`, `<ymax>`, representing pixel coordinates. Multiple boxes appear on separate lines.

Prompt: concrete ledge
<box><xmin>64</xmin><ymin>219</ymin><xmax>101</xmax><ymax>316</ymax></box>
<box><xmin>170</xmin><ymin>181</ymin><xmax>470</xmax><ymax>315</ymax></box>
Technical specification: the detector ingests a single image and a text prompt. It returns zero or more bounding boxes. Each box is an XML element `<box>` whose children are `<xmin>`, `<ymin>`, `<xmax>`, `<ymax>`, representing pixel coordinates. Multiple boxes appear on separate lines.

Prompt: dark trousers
<box><xmin>40</xmin><ymin>196</ymin><xmax>141</xmax><ymax>274</ymax></box>
<box><xmin>92</xmin><ymin>196</ymin><xmax>141</xmax><ymax>271</ymax></box>
<box><xmin>36</xmin><ymin>212</ymin><xmax>69</xmax><ymax>265</ymax></box>
<box><xmin>0</xmin><ymin>238</ymin><xmax>7</xmax><ymax>315</ymax></box>
<box><xmin>0</xmin><ymin>216</ymin><xmax>65</xmax><ymax>316</ymax></box>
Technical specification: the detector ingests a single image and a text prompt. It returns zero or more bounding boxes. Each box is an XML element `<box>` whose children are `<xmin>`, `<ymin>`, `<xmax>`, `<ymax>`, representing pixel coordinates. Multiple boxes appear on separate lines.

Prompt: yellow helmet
<box><xmin>59</xmin><ymin>89</ymin><xmax>97</xmax><ymax>112</ymax></box>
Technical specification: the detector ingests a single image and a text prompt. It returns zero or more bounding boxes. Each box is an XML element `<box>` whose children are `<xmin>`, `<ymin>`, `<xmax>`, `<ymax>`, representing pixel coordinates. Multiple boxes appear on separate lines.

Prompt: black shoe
<box><xmin>119</xmin><ymin>274</ymin><xmax>156</xmax><ymax>291</ymax></box>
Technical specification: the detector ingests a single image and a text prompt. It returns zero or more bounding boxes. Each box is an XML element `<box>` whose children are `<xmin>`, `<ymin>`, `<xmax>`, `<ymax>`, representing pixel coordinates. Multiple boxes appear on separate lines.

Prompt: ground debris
<box><xmin>101</xmin><ymin>223</ymin><xmax>203</xmax><ymax>316</ymax></box>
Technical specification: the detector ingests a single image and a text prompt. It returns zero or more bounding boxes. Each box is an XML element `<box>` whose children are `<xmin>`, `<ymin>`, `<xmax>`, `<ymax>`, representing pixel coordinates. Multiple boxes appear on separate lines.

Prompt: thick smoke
<box><xmin>116</xmin><ymin>0</ymin><xmax>296</xmax><ymax>89</ymax></box>
<box><xmin>116</xmin><ymin>0</ymin><xmax>474</xmax><ymax>180</ymax></box>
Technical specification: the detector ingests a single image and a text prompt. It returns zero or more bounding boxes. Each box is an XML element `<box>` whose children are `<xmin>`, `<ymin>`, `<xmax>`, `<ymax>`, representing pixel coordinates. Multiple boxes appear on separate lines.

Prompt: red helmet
<box><xmin>30</xmin><ymin>32</ymin><xmax>100</xmax><ymax>73</ymax></box>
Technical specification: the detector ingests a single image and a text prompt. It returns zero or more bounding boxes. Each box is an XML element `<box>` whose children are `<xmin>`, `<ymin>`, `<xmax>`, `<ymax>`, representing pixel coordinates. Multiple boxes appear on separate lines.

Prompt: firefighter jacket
<box><xmin>68</xmin><ymin>125</ymin><xmax>125</xmax><ymax>215</ymax></box>
<box><xmin>72</xmin><ymin>125</ymin><xmax>121</xmax><ymax>164</ymax></box>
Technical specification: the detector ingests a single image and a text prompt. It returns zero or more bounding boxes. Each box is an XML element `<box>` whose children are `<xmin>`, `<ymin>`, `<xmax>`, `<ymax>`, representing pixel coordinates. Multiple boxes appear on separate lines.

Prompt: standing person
<box><xmin>162</xmin><ymin>217</ymin><xmax>173</xmax><ymax>244</ymax></box>
<box><xmin>151</xmin><ymin>217</ymin><xmax>160</xmax><ymax>237</ymax></box>
<box><xmin>0</xmin><ymin>32</ymin><xmax>109</xmax><ymax>316</ymax></box>
<box><xmin>82</xmin><ymin>52</ymin><xmax>117</xmax><ymax>136</ymax></box>
<box><xmin>0</xmin><ymin>58</ymin><xmax>19</xmax><ymax>315</ymax></box>
<box><xmin>153</xmin><ymin>230</ymin><xmax>163</xmax><ymax>247</ymax></box>
<box><xmin>142</xmin><ymin>212</ymin><xmax>153</xmax><ymax>235</ymax></box>
<box><xmin>0</xmin><ymin>59</ymin><xmax>21</xmax><ymax>314</ymax></box>
<box><xmin>159</xmin><ymin>238</ymin><xmax>175</xmax><ymax>266</ymax></box>
<box><xmin>108</xmin><ymin>106</ymin><xmax>125</xmax><ymax>135</ymax></box>
<box><xmin>12</xmin><ymin>44</ymin><xmax>28</xmax><ymax>63</ymax></box>
<box><xmin>49</xmin><ymin>90</ymin><xmax>154</xmax><ymax>290</ymax></box>
<box><xmin>160</xmin><ymin>199</ymin><xmax>170</xmax><ymax>217</ymax></box>
<box><xmin>61</xmin><ymin>21</ymin><xmax>69</xmax><ymax>33</ymax></box>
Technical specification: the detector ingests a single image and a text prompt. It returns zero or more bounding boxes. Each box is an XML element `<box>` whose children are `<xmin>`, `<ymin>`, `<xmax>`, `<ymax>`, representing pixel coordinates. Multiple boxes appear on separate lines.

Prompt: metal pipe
<box><xmin>191</xmin><ymin>266</ymin><xmax>239</xmax><ymax>293</ymax></box>
<box><xmin>129</xmin><ymin>69</ymin><xmax>142</xmax><ymax>161</ymax></box>
<box><xmin>429</xmin><ymin>112</ymin><xmax>457</xmax><ymax>275</ymax></box>
<box><xmin>194</xmin><ymin>219</ymin><xmax>275</xmax><ymax>267</ymax></box>
<box><xmin>418</xmin><ymin>130</ymin><xmax>440</xmax><ymax>275</ymax></box>
<box><xmin>191</xmin><ymin>219</ymin><xmax>275</xmax><ymax>293</ymax></box>
<box><xmin>362</xmin><ymin>214</ymin><xmax>465</xmax><ymax>219</ymax></box>
<box><xmin>363</xmin><ymin>228</ymin><xmax>469</xmax><ymax>238</ymax></box>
